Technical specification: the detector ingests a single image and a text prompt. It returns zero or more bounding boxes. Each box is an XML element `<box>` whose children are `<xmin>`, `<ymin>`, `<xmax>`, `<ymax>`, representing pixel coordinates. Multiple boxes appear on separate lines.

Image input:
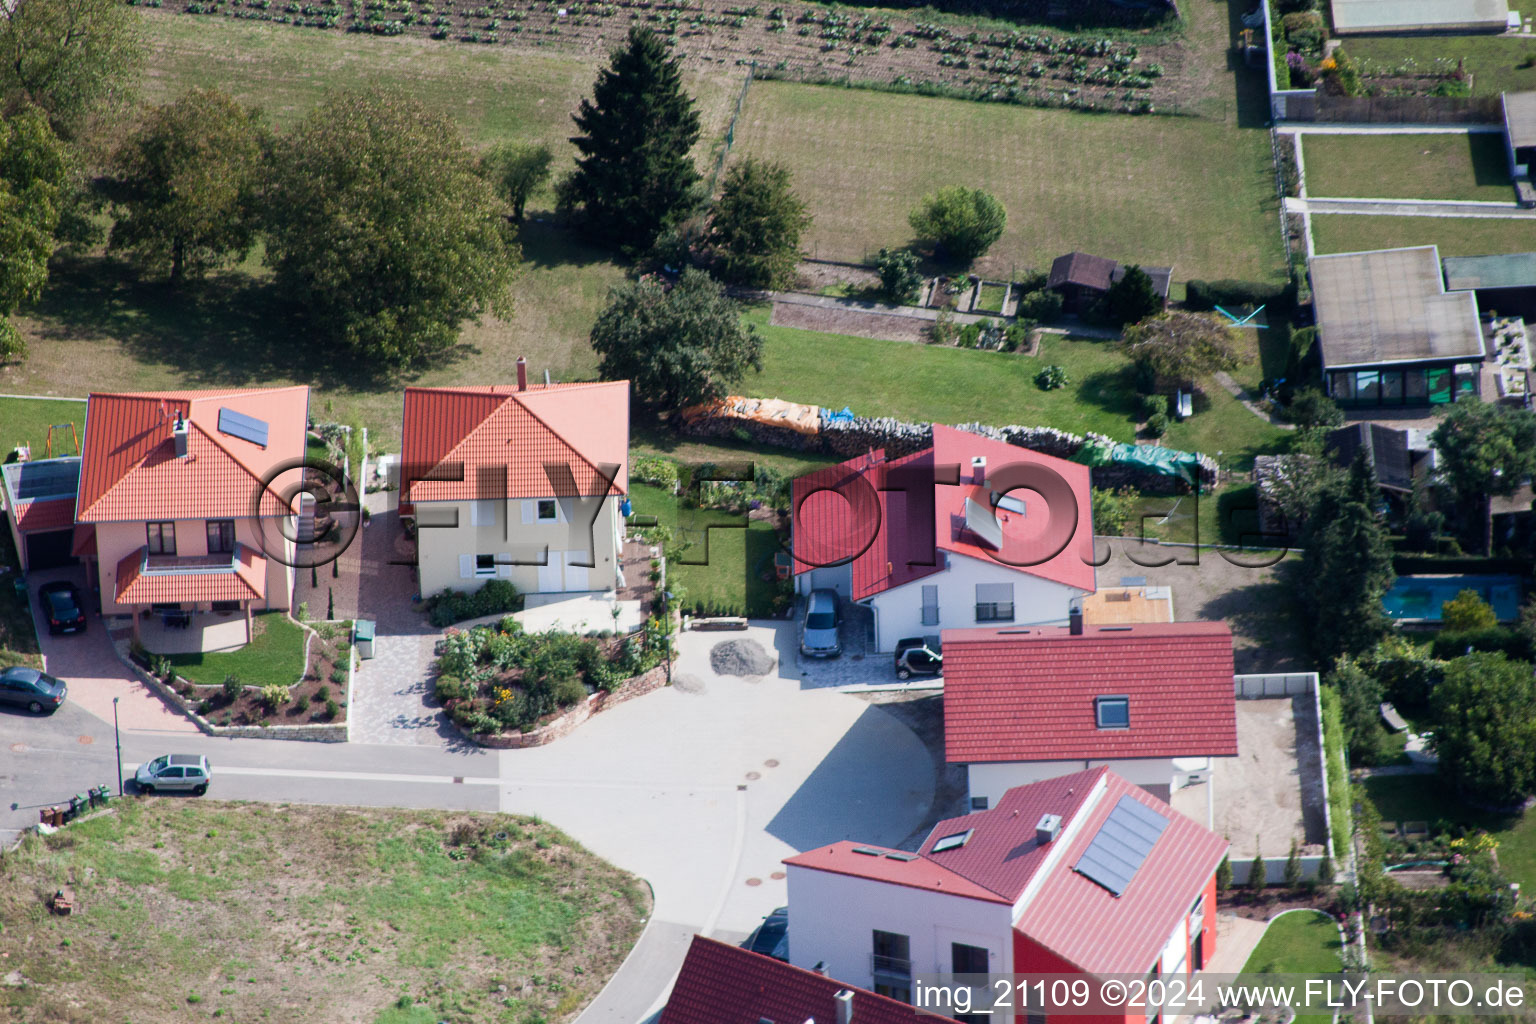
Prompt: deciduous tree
<box><xmin>876</xmin><ymin>247</ymin><xmax>922</xmax><ymax>305</ymax></box>
<box><xmin>0</xmin><ymin>0</ymin><xmax>143</xmax><ymax>139</ymax></box>
<box><xmin>480</xmin><ymin>141</ymin><xmax>552</xmax><ymax>223</ymax></box>
<box><xmin>1430</xmin><ymin>651</ymin><xmax>1536</xmax><ymax>806</ymax></box>
<box><xmin>1120</xmin><ymin>311</ymin><xmax>1241</xmax><ymax>385</ymax></box>
<box><xmin>561</xmin><ymin>28</ymin><xmax>701</xmax><ymax>254</ymax></box>
<box><xmin>589</xmin><ymin>268</ymin><xmax>762</xmax><ymax>412</ymax></box>
<box><xmin>263</xmin><ymin>90</ymin><xmax>520</xmax><ymax>369</ymax></box>
<box><xmin>1431</xmin><ymin>401</ymin><xmax>1536</xmax><ymax>554</ymax></box>
<box><xmin>706</xmin><ymin>157</ymin><xmax>809</xmax><ymax>290</ymax></box>
<box><xmin>0</xmin><ymin>108</ymin><xmax>69</xmax><ymax>360</ymax></box>
<box><xmin>107</xmin><ymin>88</ymin><xmax>270</xmax><ymax>285</ymax></box>
<box><xmin>907</xmin><ymin>185</ymin><xmax>1005</xmax><ymax>265</ymax></box>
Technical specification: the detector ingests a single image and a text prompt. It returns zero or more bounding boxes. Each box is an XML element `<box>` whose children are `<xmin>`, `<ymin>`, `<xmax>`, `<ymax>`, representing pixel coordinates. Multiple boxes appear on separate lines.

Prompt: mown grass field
<box><xmin>1301</xmin><ymin>132</ymin><xmax>1514</xmax><ymax>203</ymax></box>
<box><xmin>0</xmin><ymin>801</ymin><xmax>648</xmax><ymax>1024</ymax></box>
<box><xmin>732</xmin><ymin>81</ymin><xmax>1287</xmax><ymax>283</ymax></box>
<box><xmin>1310</xmin><ymin>215</ymin><xmax>1536</xmax><ymax>258</ymax></box>
<box><xmin>1348</xmin><ymin>33</ymin><xmax>1536</xmax><ymax>96</ymax></box>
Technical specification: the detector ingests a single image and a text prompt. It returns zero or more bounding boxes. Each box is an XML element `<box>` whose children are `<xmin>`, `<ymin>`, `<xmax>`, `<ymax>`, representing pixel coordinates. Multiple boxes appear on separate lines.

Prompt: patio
<box><xmin>136</xmin><ymin>611</ymin><xmax>250</xmax><ymax>654</ymax></box>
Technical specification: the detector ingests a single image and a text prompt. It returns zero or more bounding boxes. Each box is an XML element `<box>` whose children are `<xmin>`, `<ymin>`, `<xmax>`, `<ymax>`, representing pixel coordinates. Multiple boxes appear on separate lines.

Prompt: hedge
<box><xmin>426</xmin><ymin>579</ymin><xmax>523</xmax><ymax>628</ymax></box>
<box><xmin>1318</xmin><ymin>685</ymin><xmax>1352</xmax><ymax>860</ymax></box>
<box><xmin>1184</xmin><ymin>278</ymin><xmax>1295</xmax><ymax>313</ymax></box>
<box><xmin>1429</xmin><ymin>626</ymin><xmax>1532</xmax><ymax>661</ymax></box>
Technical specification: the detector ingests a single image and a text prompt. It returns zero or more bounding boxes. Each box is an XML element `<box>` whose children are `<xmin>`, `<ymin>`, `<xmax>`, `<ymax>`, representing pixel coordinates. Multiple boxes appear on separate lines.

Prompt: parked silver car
<box><xmin>134</xmin><ymin>753</ymin><xmax>212</xmax><ymax>796</ymax></box>
<box><xmin>800</xmin><ymin>588</ymin><xmax>841</xmax><ymax>658</ymax></box>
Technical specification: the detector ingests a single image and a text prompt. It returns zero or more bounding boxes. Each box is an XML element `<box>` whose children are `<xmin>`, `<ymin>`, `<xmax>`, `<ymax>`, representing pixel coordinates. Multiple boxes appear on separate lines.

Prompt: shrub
<box><xmin>1142</xmin><ymin>393</ymin><xmax>1168</xmax><ymax>419</ymax></box>
<box><xmin>1430</xmin><ymin>626</ymin><xmax>1529</xmax><ymax>661</ymax></box>
<box><xmin>1145</xmin><ymin>411</ymin><xmax>1170</xmax><ymax>437</ymax></box>
<box><xmin>1184</xmin><ymin>278</ymin><xmax>1292</xmax><ymax>313</ymax></box>
<box><xmin>1015</xmin><ymin>287</ymin><xmax>1062</xmax><ymax>322</ymax></box>
<box><xmin>427</xmin><ymin>579</ymin><xmax>523</xmax><ymax>627</ymax></box>
<box><xmin>907</xmin><ymin>185</ymin><xmax>1005</xmax><ymax>264</ymax></box>
<box><xmin>435</xmin><ymin>675</ymin><xmax>475</xmax><ymax>702</ymax></box>
<box><xmin>630</xmin><ymin>454</ymin><xmax>679</xmax><ymax>490</ymax></box>
<box><xmin>222</xmin><ymin>674</ymin><xmax>244</xmax><ymax>703</ymax></box>
<box><xmin>324</xmin><ymin>697</ymin><xmax>340</xmax><ymax>720</ymax></box>
<box><xmin>294</xmin><ymin>695</ymin><xmax>311</xmax><ymax>714</ymax></box>
<box><xmin>1285</xmin><ymin>387</ymin><xmax>1343</xmax><ymax>429</ymax></box>
<box><xmin>1091</xmin><ymin>485</ymin><xmax>1140</xmax><ymax>536</ymax></box>
<box><xmin>1442</xmin><ymin>589</ymin><xmax>1498</xmax><ymax>633</ymax></box>
<box><xmin>957</xmin><ymin>322</ymin><xmax>982</xmax><ymax>348</ymax></box>
<box><xmin>1284</xmin><ymin>837</ymin><xmax>1304</xmax><ymax>889</ymax></box>
<box><xmin>875</xmin><ymin>246</ymin><xmax>923</xmax><ymax>305</ymax></box>
<box><xmin>930</xmin><ymin>306</ymin><xmax>959</xmax><ymax>345</ymax></box>
<box><xmin>316</xmin><ymin>684</ymin><xmax>331</xmax><ymax>702</ymax></box>
<box><xmin>296</xmin><ymin>601</ymin><xmax>309</xmax><ymax>621</ymax></box>
<box><xmin>1034</xmin><ymin>364</ymin><xmax>1069</xmax><ymax>390</ymax></box>
<box><xmin>259</xmin><ymin>684</ymin><xmax>290</xmax><ymax>711</ymax></box>
<box><xmin>1002</xmin><ymin>322</ymin><xmax>1029</xmax><ymax>352</ymax></box>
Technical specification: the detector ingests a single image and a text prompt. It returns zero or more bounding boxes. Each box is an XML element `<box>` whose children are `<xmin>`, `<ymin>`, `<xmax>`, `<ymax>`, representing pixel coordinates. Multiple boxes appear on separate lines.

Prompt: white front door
<box><xmin>536</xmin><ymin>551</ymin><xmax>562</xmax><ymax>593</ymax></box>
<box><xmin>562</xmin><ymin>551</ymin><xmax>590</xmax><ymax>592</ymax></box>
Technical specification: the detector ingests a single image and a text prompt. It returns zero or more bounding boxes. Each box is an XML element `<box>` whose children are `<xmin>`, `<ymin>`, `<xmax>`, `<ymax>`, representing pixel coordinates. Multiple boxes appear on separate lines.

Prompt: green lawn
<box><xmin>0</xmin><ymin>396</ymin><xmax>86</xmax><ymax>459</ymax></box>
<box><xmin>0</xmin><ymin>800</ymin><xmax>647</xmax><ymax>1024</ymax></box>
<box><xmin>1242</xmin><ymin>910</ymin><xmax>1342</xmax><ymax>1024</ymax></box>
<box><xmin>976</xmin><ymin>283</ymin><xmax>1008</xmax><ymax>313</ymax></box>
<box><xmin>1348</xmin><ymin>33</ymin><xmax>1536</xmax><ymax>96</ymax></box>
<box><xmin>1302</xmin><ymin>133</ymin><xmax>1514</xmax><ymax>202</ymax></box>
<box><xmin>161</xmin><ymin>610</ymin><xmax>310</xmax><ymax>686</ymax></box>
<box><xmin>732</xmin><ymin>79</ymin><xmax>1287</xmax><ymax>283</ymax></box>
<box><xmin>1310</xmin><ymin>215</ymin><xmax>1536</xmax><ymax>258</ymax></box>
<box><xmin>1362</xmin><ymin>775</ymin><xmax>1536</xmax><ymax>889</ymax></box>
<box><xmin>628</xmin><ymin>483</ymin><xmax>782</xmax><ymax>617</ymax></box>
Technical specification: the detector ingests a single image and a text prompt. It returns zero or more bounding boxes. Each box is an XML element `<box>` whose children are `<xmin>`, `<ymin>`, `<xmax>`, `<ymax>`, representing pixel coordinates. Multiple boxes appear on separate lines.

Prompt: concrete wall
<box><xmin>966</xmin><ymin>757</ymin><xmax>1204</xmax><ymax>811</ymax></box>
<box><xmin>94</xmin><ymin>516</ymin><xmax>295</xmax><ymax>615</ymax></box>
<box><xmin>786</xmin><ymin>863</ymin><xmax>1015</xmax><ymax>991</ymax></box>
<box><xmin>416</xmin><ymin>495</ymin><xmax>621</xmax><ymax>598</ymax></box>
<box><xmin>868</xmin><ymin>551</ymin><xmax>1084</xmax><ymax>653</ymax></box>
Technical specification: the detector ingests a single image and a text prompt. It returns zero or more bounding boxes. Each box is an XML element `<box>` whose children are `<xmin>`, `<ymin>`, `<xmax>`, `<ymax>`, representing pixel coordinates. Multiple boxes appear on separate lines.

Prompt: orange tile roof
<box><xmin>71</xmin><ymin>524</ymin><xmax>95</xmax><ymax>558</ymax></box>
<box><xmin>115</xmin><ymin>544</ymin><xmax>267</xmax><ymax>604</ymax></box>
<box><xmin>401</xmin><ymin>381</ymin><xmax>629</xmax><ymax>503</ymax></box>
<box><xmin>12</xmin><ymin>497</ymin><xmax>75</xmax><ymax>533</ymax></box>
<box><xmin>77</xmin><ymin>387</ymin><xmax>309</xmax><ymax>523</ymax></box>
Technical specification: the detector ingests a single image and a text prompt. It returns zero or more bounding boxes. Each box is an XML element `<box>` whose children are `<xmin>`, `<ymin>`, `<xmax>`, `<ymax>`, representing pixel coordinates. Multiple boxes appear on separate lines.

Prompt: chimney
<box><xmin>544</xmin><ymin>369</ymin><xmax>552</xmax><ymax>387</ymax></box>
<box><xmin>970</xmin><ymin>455</ymin><xmax>986</xmax><ymax>485</ymax></box>
<box><xmin>1068</xmin><ymin>603</ymin><xmax>1083</xmax><ymax>635</ymax></box>
<box><xmin>811</xmin><ymin>961</ymin><xmax>828</xmax><ymax>977</ymax></box>
<box><xmin>1035</xmin><ymin>812</ymin><xmax>1063</xmax><ymax>844</ymax></box>
<box><xmin>834</xmin><ymin>990</ymin><xmax>854</xmax><ymax>1024</ymax></box>
<box><xmin>172</xmin><ymin>412</ymin><xmax>189</xmax><ymax>458</ymax></box>
<box><xmin>516</xmin><ymin>356</ymin><xmax>528</xmax><ymax>391</ymax></box>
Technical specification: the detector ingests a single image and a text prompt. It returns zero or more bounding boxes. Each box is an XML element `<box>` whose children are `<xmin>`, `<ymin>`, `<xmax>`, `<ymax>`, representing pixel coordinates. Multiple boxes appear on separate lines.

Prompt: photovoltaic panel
<box><xmin>1073</xmin><ymin>795</ymin><xmax>1168</xmax><ymax>897</ymax></box>
<box><xmin>218</xmin><ymin>407</ymin><xmax>269</xmax><ymax>448</ymax></box>
<box><xmin>963</xmin><ymin>497</ymin><xmax>1003</xmax><ymax>550</ymax></box>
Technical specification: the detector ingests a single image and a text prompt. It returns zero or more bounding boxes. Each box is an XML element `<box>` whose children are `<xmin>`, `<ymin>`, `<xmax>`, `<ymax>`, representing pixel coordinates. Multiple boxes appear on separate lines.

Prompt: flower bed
<box><xmin>434</xmin><ymin>617</ymin><xmax>670</xmax><ymax>738</ymax></box>
<box><xmin>132</xmin><ymin>615</ymin><xmax>352</xmax><ymax>728</ymax></box>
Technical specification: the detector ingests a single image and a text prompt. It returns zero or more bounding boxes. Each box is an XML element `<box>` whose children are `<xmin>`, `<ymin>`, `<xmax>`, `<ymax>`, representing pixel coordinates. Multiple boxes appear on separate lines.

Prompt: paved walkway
<box><xmin>770</xmin><ymin>289</ymin><xmax>1121</xmax><ymax>338</ymax></box>
<box><xmin>1285</xmin><ymin>196</ymin><xmax>1536</xmax><ymax>219</ymax></box>
<box><xmin>1278</xmin><ymin>123</ymin><xmax>1504</xmax><ymax>135</ymax></box>
<box><xmin>348</xmin><ymin>633</ymin><xmax>457</xmax><ymax>746</ymax></box>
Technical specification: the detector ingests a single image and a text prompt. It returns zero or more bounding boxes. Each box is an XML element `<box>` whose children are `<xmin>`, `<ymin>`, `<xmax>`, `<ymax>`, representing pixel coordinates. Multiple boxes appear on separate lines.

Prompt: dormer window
<box><xmin>1095</xmin><ymin>696</ymin><xmax>1130</xmax><ymax>730</ymax></box>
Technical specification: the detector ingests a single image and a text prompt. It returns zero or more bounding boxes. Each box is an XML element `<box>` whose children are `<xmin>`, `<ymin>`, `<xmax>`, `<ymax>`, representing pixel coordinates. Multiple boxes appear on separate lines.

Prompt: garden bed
<box><xmin>132</xmin><ymin>613</ymin><xmax>352</xmax><ymax>728</ymax></box>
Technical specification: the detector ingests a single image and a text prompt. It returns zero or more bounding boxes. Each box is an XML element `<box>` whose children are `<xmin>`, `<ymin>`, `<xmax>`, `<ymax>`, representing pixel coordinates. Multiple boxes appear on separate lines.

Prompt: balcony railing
<box><xmin>870</xmin><ymin>953</ymin><xmax>912</xmax><ymax>978</ymax></box>
<box><xmin>141</xmin><ymin>543</ymin><xmax>243</xmax><ymax>575</ymax></box>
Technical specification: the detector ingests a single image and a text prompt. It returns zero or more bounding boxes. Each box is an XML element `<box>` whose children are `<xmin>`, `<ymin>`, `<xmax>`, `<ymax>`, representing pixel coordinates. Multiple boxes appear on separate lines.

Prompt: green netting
<box><xmin>1073</xmin><ymin>440</ymin><xmax>1201</xmax><ymax>483</ymax></box>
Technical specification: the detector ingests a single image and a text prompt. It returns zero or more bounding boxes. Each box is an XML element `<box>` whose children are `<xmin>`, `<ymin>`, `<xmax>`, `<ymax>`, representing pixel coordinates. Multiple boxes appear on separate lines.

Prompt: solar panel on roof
<box><xmin>963</xmin><ymin>497</ymin><xmax>1003</xmax><ymax>550</ymax></box>
<box><xmin>1073</xmin><ymin>795</ymin><xmax>1169</xmax><ymax>897</ymax></box>
<box><xmin>218</xmin><ymin>407</ymin><xmax>269</xmax><ymax>448</ymax></box>
<box><xmin>9</xmin><ymin>459</ymin><xmax>79</xmax><ymax>500</ymax></box>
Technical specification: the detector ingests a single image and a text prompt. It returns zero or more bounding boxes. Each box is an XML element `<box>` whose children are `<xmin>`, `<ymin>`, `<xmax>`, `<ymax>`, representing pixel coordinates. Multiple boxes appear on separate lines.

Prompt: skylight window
<box><xmin>1095</xmin><ymin>696</ymin><xmax>1130</xmax><ymax>730</ymax></box>
<box><xmin>885</xmin><ymin>852</ymin><xmax>918</xmax><ymax>862</ymax></box>
<box><xmin>852</xmin><ymin>846</ymin><xmax>884</xmax><ymax>857</ymax></box>
<box><xmin>931</xmin><ymin>829</ymin><xmax>974</xmax><ymax>853</ymax></box>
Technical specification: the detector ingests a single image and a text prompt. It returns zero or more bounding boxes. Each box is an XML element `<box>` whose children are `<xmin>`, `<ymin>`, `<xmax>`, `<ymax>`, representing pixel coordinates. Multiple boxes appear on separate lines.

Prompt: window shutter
<box><xmin>521</xmin><ymin>500</ymin><xmax>535</xmax><ymax>524</ymax></box>
<box><xmin>471</xmin><ymin>500</ymin><xmax>496</xmax><ymax>526</ymax></box>
<box><xmin>458</xmin><ymin>554</ymin><xmax>474</xmax><ymax>579</ymax></box>
<box><xmin>921</xmin><ymin>584</ymin><xmax>939</xmax><ymax>626</ymax></box>
<box><xmin>497</xmin><ymin>555</ymin><xmax>513</xmax><ymax>578</ymax></box>
<box><xmin>976</xmin><ymin>582</ymin><xmax>1012</xmax><ymax>603</ymax></box>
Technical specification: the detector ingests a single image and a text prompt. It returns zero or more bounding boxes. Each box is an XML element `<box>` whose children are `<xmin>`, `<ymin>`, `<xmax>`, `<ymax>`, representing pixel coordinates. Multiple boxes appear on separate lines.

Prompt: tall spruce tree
<box><xmin>562</xmin><ymin>27</ymin><xmax>701</xmax><ymax>254</ymax></box>
<box><xmin>1299</xmin><ymin>450</ymin><xmax>1394</xmax><ymax>666</ymax></box>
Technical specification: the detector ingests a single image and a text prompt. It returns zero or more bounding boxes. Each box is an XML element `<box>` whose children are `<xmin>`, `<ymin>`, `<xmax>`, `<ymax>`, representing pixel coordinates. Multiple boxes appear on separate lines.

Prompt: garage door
<box><xmin>25</xmin><ymin>529</ymin><xmax>76</xmax><ymax>571</ymax></box>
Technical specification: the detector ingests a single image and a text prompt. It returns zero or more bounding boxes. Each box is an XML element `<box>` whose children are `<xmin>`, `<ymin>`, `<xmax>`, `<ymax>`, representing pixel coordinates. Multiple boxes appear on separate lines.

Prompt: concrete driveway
<box><xmin>25</xmin><ymin>565</ymin><xmax>196</xmax><ymax>734</ymax></box>
<box><xmin>512</xmin><ymin>620</ymin><xmax>936</xmax><ymax>1022</ymax></box>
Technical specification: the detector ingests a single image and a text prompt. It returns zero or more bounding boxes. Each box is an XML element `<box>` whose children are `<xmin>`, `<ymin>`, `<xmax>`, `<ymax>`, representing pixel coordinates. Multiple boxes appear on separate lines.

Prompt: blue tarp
<box><xmin>824</xmin><ymin>406</ymin><xmax>855</xmax><ymax>423</ymax></box>
<box><xmin>1072</xmin><ymin>439</ymin><xmax>1202</xmax><ymax>484</ymax></box>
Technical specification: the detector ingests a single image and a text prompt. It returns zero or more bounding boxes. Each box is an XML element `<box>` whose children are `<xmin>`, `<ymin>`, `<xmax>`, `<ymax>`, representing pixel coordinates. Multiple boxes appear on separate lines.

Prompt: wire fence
<box><xmin>706</xmin><ymin>62</ymin><xmax>755</xmax><ymax>196</ymax></box>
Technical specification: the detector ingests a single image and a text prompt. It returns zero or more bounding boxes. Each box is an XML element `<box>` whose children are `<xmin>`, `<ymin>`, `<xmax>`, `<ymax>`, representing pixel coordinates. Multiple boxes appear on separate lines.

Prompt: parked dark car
<box><xmin>38</xmin><ymin>581</ymin><xmax>86</xmax><ymax>635</ymax></box>
<box><xmin>0</xmin><ymin>665</ymin><xmax>67</xmax><ymax>714</ymax></box>
<box><xmin>894</xmin><ymin>636</ymin><xmax>942</xmax><ymax>680</ymax></box>
<box><xmin>799</xmin><ymin>589</ymin><xmax>841</xmax><ymax>658</ymax></box>
<box><xmin>744</xmin><ymin>906</ymin><xmax>788</xmax><ymax>961</ymax></box>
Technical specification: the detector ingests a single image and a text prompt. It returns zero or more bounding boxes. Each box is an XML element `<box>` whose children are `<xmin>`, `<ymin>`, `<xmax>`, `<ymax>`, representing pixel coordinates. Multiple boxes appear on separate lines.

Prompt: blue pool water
<box><xmin>1382</xmin><ymin>575</ymin><xmax>1523</xmax><ymax>623</ymax></box>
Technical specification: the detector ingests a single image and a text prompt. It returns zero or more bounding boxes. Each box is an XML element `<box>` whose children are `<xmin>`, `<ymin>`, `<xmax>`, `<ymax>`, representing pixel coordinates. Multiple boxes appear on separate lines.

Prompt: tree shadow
<box><xmin>1076</xmin><ymin>364</ymin><xmax>1147</xmax><ymax>426</ymax></box>
<box><xmin>28</xmin><ymin>256</ymin><xmax>478</xmax><ymax>388</ymax></box>
<box><xmin>516</xmin><ymin>216</ymin><xmax>624</xmax><ymax>272</ymax></box>
<box><xmin>1468</xmin><ymin>132</ymin><xmax>1513</xmax><ymax>187</ymax></box>
<box><xmin>1225</xmin><ymin>0</ymin><xmax>1277</xmax><ymax>129</ymax></box>
<box><xmin>1194</xmin><ymin>561</ymin><xmax>1307</xmax><ymax>671</ymax></box>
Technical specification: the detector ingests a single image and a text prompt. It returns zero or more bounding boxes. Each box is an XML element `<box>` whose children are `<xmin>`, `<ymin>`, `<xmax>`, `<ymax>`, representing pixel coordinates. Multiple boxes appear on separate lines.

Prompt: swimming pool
<box><xmin>1382</xmin><ymin>575</ymin><xmax>1523</xmax><ymax>623</ymax></box>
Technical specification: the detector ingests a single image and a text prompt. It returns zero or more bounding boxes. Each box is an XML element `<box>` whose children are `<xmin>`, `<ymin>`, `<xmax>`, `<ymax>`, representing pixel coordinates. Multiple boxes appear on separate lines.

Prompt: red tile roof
<box><xmin>791</xmin><ymin>425</ymin><xmax>1095</xmax><ymax>600</ymax></box>
<box><xmin>12</xmin><ymin>497</ymin><xmax>75</xmax><ymax>533</ymax></box>
<box><xmin>400</xmin><ymin>381</ymin><xmax>630</xmax><ymax>503</ymax></box>
<box><xmin>71</xmin><ymin>524</ymin><xmax>95</xmax><ymax>558</ymax></box>
<box><xmin>941</xmin><ymin>622</ymin><xmax>1238</xmax><ymax>764</ymax></box>
<box><xmin>115</xmin><ymin>544</ymin><xmax>266</xmax><ymax>604</ymax></box>
<box><xmin>662</xmin><ymin>936</ymin><xmax>955</xmax><ymax>1024</ymax></box>
<box><xmin>76</xmin><ymin>388</ymin><xmax>309</xmax><ymax>523</ymax></box>
<box><xmin>1012</xmin><ymin>771</ymin><xmax>1228</xmax><ymax>975</ymax></box>
<box><xmin>783</xmin><ymin>840</ymin><xmax>1010</xmax><ymax>904</ymax></box>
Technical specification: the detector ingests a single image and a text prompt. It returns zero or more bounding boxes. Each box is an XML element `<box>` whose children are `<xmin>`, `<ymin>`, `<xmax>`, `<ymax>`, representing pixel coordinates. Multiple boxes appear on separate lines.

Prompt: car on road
<box><xmin>0</xmin><ymin>666</ymin><xmax>67</xmax><ymax>714</ymax></box>
<box><xmin>799</xmin><ymin>589</ymin><xmax>841</xmax><ymax>658</ymax></box>
<box><xmin>894</xmin><ymin>636</ymin><xmax>942</xmax><ymax>680</ymax></box>
<box><xmin>743</xmin><ymin>906</ymin><xmax>788</xmax><ymax>961</ymax></box>
<box><xmin>38</xmin><ymin>581</ymin><xmax>86</xmax><ymax>635</ymax></box>
<box><xmin>134</xmin><ymin>754</ymin><xmax>212</xmax><ymax>796</ymax></box>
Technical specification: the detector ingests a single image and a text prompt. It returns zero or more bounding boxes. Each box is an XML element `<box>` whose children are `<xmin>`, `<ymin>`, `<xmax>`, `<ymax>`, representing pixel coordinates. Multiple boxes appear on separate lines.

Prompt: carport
<box><xmin>2</xmin><ymin>458</ymin><xmax>82</xmax><ymax>573</ymax></box>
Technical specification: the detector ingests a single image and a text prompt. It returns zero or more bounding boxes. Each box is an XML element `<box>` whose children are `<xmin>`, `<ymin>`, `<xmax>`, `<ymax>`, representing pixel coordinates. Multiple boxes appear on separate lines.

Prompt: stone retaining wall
<box><xmin>467</xmin><ymin>664</ymin><xmax>669</xmax><ymax>749</ymax></box>
<box><xmin>124</xmin><ymin>661</ymin><xmax>349</xmax><ymax>742</ymax></box>
<box><xmin>682</xmin><ymin>406</ymin><xmax>1218</xmax><ymax>491</ymax></box>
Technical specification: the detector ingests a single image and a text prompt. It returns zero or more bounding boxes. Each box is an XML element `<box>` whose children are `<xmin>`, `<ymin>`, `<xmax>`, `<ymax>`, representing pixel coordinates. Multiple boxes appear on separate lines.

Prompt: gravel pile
<box><xmin>710</xmin><ymin>638</ymin><xmax>776</xmax><ymax>678</ymax></box>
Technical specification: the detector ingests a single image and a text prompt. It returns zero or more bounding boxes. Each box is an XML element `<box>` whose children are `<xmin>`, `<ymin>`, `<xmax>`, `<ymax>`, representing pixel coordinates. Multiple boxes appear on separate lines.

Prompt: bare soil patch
<box><xmin>770</xmin><ymin>300</ymin><xmax>929</xmax><ymax>342</ymax></box>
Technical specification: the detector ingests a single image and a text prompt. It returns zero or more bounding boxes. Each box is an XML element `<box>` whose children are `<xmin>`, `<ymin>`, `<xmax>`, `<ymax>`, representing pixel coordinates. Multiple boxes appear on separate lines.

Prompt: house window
<box><xmin>146</xmin><ymin>522</ymin><xmax>176</xmax><ymax>556</ymax></box>
<box><xmin>872</xmin><ymin>930</ymin><xmax>911</xmax><ymax>980</ymax></box>
<box><xmin>951</xmin><ymin>943</ymin><xmax>988</xmax><ymax>974</ymax></box>
<box><xmin>150</xmin><ymin>602</ymin><xmax>183</xmax><ymax>612</ymax></box>
<box><xmin>1355</xmin><ymin>370</ymin><xmax>1381</xmax><ymax>405</ymax></box>
<box><xmin>1095</xmin><ymin>695</ymin><xmax>1130</xmax><ymax>729</ymax></box>
<box><xmin>873</xmin><ymin>982</ymin><xmax>913</xmax><ymax>1004</ymax></box>
<box><xmin>921</xmin><ymin>584</ymin><xmax>939</xmax><ymax>626</ymax></box>
<box><xmin>970</xmin><ymin>796</ymin><xmax>989</xmax><ymax>811</ymax></box>
<box><xmin>474</xmin><ymin>554</ymin><xmax>497</xmax><ymax>578</ymax></box>
<box><xmin>537</xmin><ymin>499</ymin><xmax>559</xmax><ymax>522</ymax></box>
<box><xmin>975</xmin><ymin>582</ymin><xmax>1013</xmax><ymax>622</ymax></box>
<box><xmin>206</xmin><ymin>519</ymin><xmax>235</xmax><ymax>554</ymax></box>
